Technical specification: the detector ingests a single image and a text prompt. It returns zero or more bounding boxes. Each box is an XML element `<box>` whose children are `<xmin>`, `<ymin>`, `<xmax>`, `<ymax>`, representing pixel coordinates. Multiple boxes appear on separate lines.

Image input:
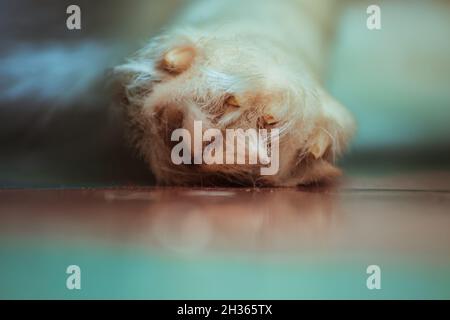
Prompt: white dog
<box><xmin>115</xmin><ymin>0</ymin><xmax>355</xmax><ymax>186</ymax></box>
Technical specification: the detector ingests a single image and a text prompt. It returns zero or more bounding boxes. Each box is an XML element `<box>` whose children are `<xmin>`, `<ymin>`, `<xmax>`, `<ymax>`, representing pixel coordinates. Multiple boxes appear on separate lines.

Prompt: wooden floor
<box><xmin>1</xmin><ymin>170</ymin><xmax>450</xmax><ymax>298</ymax></box>
<box><xmin>1</xmin><ymin>171</ymin><xmax>449</xmax><ymax>255</ymax></box>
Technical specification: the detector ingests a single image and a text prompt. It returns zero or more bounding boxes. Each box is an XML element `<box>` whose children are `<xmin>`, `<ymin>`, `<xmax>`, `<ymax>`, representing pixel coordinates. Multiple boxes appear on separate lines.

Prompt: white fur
<box><xmin>115</xmin><ymin>0</ymin><xmax>355</xmax><ymax>186</ymax></box>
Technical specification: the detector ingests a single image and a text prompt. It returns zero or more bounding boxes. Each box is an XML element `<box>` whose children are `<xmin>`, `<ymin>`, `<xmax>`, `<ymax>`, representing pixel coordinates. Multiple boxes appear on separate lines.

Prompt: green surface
<box><xmin>1</xmin><ymin>240</ymin><xmax>449</xmax><ymax>299</ymax></box>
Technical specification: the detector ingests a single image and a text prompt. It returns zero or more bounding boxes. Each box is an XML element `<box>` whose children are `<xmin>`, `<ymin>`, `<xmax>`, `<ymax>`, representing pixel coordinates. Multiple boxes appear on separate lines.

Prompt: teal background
<box><xmin>1</xmin><ymin>240</ymin><xmax>450</xmax><ymax>299</ymax></box>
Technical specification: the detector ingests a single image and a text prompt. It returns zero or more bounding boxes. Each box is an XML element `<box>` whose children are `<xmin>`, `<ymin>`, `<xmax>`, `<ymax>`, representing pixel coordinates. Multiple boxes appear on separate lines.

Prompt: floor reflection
<box><xmin>0</xmin><ymin>188</ymin><xmax>337</xmax><ymax>254</ymax></box>
<box><xmin>1</xmin><ymin>184</ymin><xmax>449</xmax><ymax>257</ymax></box>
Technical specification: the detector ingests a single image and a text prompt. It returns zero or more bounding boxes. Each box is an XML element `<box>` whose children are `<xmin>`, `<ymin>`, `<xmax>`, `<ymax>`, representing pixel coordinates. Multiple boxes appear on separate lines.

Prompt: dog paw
<box><xmin>115</xmin><ymin>31</ymin><xmax>355</xmax><ymax>186</ymax></box>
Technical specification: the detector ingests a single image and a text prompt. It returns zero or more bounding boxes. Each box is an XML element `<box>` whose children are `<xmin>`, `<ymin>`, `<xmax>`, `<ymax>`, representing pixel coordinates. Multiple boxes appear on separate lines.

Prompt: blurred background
<box><xmin>0</xmin><ymin>0</ymin><xmax>449</xmax><ymax>187</ymax></box>
<box><xmin>1</xmin><ymin>0</ymin><xmax>450</xmax><ymax>299</ymax></box>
